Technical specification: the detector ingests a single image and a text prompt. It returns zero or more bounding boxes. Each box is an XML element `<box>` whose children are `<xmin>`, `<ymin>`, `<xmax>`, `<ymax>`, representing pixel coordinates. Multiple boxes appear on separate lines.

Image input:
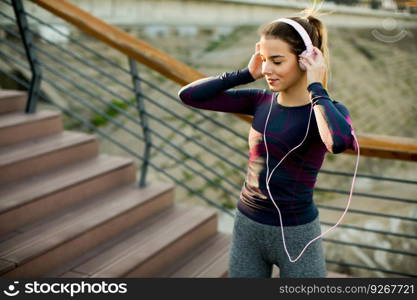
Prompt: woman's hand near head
<box><xmin>248</xmin><ymin>42</ymin><xmax>263</xmax><ymax>80</ymax></box>
<box><xmin>299</xmin><ymin>46</ymin><xmax>326</xmax><ymax>86</ymax></box>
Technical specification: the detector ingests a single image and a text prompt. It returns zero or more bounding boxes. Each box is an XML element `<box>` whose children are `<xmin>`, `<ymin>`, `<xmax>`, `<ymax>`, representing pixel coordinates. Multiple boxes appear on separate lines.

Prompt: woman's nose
<box><xmin>261</xmin><ymin>61</ymin><xmax>272</xmax><ymax>76</ymax></box>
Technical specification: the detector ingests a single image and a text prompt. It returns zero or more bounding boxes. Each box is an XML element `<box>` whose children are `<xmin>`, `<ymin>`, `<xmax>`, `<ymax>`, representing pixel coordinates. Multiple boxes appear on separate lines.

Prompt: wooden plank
<box><xmin>0</xmin><ymin>182</ymin><xmax>174</xmax><ymax>276</ymax></box>
<box><xmin>345</xmin><ymin>133</ymin><xmax>417</xmax><ymax>161</ymax></box>
<box><xmin>405</xmin><ymin>1</ymin><xmax>417</xmax><ymax>8</ymax></box>
<box><xmin>0</xmin><ymin>90</ymin><xmax>26</xmax><ymax>115</ymax></box>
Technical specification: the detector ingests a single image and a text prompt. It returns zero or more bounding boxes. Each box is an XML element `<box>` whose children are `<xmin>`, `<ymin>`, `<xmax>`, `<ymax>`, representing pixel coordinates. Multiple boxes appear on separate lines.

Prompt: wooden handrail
<box><xmin>32</xmin><ymin>0</ymin><xmax>417</xmax><ymax>162</ymax></box>
<box><xmin>32</xmin><ymin>0</ymin><xmax>205</xmax><ymax>86</ymax></box>
<box><xmin>344</xmin><ymin>133</ymin><xmax>417</xmax><ymax>161</ymax></box>
<box><xmin>405</xmin><ymin>1</ymin><xmax>417</xmax><ymax>8</ymax></box>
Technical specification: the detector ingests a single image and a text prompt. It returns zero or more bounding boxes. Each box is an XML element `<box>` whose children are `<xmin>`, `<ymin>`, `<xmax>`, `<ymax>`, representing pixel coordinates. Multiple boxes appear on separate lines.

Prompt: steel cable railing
<box><xmin>0</xmin><ymin>65</ymin><xmax>235</xmax><ymax>216</ymax></box>
<box><xmin>0</xmin><ymin>8</ymin><xmax>250</xmax><ymax>143</ymax></box>
<box><xmin>0</xmin><ymin>38</ymin><xmax>244</xmax><ymax>192</ymax></box>
<box><xmin>0</xmin><ymin>47</ymin><xmax>242</xmax><ymax>201</ymax></box>
<box><xmin>0</xmin><ymin>25</ymin><xmax>248</xmax><ymax>193</ymax></box>
<box><xmin>0</xmin><ymin>20</ymin><xmax>249</xmax><ymax>170</ymax></box>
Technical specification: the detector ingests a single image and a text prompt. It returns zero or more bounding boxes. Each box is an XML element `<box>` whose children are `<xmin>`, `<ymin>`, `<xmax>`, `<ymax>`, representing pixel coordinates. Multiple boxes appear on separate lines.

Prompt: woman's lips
<box><xmin>267</xmin><ymin>79</ymin><xmax>278</xmax><ymax>84</ymax></box>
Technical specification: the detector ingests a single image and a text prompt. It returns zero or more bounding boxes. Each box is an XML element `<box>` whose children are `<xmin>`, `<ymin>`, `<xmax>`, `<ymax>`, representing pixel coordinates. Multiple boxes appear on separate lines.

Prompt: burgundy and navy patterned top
<box><xmin>178</xmin><ymin>68</ymin><xmax>357</xmax><ymax>227</ymax></box>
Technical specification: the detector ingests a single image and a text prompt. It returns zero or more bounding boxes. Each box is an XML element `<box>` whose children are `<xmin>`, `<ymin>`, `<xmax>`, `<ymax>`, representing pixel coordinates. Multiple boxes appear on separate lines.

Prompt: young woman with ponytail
<box><xmin>178</xmin><ymin>4</ymin><xmax>357</xmax><ymax>278</ymax></box>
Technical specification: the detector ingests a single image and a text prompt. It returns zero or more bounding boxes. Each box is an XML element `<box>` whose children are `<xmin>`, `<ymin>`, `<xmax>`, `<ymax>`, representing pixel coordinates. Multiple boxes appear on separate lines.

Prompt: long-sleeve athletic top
<box><xmin>178</xmin><ymin>68</ymin><xmax>357</xmax><ymax>227</ymax></box>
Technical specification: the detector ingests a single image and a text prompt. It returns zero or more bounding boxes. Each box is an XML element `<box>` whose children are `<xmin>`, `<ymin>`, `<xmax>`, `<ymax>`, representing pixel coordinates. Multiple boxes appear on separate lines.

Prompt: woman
<box><xmin>178</xmin><ymin>8</ymin><xmax>357</xmax><ymax>278</ymax></box>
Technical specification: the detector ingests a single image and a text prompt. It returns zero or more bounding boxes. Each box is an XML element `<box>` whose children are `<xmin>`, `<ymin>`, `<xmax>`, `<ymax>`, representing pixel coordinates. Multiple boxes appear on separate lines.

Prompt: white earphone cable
<box><xmin>263</xmin><ymin>95</ymin><xmax>360</xmax><ymax>263</ymax></box>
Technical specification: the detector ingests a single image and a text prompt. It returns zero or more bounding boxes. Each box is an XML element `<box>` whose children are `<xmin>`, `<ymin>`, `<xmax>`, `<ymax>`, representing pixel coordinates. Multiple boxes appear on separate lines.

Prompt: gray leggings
<box><xmin>229</xmin><ymin>209</ymin><xmax>327</xmax><ymax>278</ymax></box>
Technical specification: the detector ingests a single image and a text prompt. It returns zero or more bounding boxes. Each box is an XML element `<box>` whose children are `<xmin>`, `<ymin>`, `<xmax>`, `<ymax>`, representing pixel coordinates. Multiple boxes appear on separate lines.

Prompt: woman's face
<box><xmin>259</xmin><ymin>36</ymin><xmax>304</xmax><ymax>92</ymax></box>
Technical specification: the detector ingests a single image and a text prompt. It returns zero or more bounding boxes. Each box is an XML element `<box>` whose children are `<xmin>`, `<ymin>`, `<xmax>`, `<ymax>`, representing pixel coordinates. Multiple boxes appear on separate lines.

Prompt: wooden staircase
<box><xmin>0</xmin><ymin>90</ymin><xmax>348</xmax><ymax>278</ymax></box>
<box><xmin>0</xmin><ymin>90</ymin><xmax>230</xmax><ymax>278</ymax></box>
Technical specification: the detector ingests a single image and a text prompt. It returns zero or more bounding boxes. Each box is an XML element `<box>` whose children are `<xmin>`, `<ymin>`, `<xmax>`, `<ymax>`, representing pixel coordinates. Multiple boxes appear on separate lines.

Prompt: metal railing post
<box><xmin>129</xmin><ymin>57</ymin><xmax>151</xmax><ymax>188</ymax></box>
<box><xmin>11</xmin><ymin>0</ymin><xmax>42</xmax><ymax>113</ymax></box>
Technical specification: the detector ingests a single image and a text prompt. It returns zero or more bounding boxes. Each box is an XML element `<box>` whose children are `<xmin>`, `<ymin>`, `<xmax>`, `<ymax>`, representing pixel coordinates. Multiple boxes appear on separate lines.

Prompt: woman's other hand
<box><xmin>299</xmin><ymin>46</ymin><xmax>326</xmax><ymax>86</ymax></box>
<box><xmin>248</xmin><ymin>42</ymin><xmax>263</xmax><ymax>80</ymax></box>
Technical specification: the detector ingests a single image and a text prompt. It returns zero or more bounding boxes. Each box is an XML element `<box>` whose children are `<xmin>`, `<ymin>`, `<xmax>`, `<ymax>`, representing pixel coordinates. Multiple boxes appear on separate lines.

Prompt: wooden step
<box><xmin>0</xmin><ymin>154</ymin><xmax>136</xmax><ymax>235</ymax></box>
<box><xmin>0</xmin><ymin>181</ymin><xmax>175</xmax><ymax>277</ymax></box>
<box><xmin>156</xmin><ymin>232</ymin><xmax>231</xmax><ymax>278</ymax></box>
<box><xmin>0</xmin><ymin>110</ymin><xmax>63</xmax><ymax>146</ymax></box>
<box><xmin>0</xmin><ymin>131</ymin><xmax>98</xmax><ymax>185</ymax></box>
<box><xmin>0</xmin><ymin>90</ymin><xmax>26</xmax><ymax>115</ymax></box>
<box><xmin>54</xmin><ymin>204</ymin><xmax>218</xmax><ymax>278</ymax></box>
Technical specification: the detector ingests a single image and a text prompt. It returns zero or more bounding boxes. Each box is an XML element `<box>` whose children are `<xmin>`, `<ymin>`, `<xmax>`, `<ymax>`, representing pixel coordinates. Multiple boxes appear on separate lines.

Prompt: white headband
<box><xmin>272</xmin><ymin>18</ymin><xmax>313</xmax><ymax>53</ymax></box>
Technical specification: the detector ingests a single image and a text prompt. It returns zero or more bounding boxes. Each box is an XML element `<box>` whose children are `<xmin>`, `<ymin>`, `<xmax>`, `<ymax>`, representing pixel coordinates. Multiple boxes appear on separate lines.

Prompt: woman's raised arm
<box><xmin>178</xmin><ymin>68</ymin><xmax>264</xmax><ymax>116</ymax></box>
<box><xmin>309</xmin><ymin>82</ymin><xmax>357</xmax><ymax>154</ymax></box>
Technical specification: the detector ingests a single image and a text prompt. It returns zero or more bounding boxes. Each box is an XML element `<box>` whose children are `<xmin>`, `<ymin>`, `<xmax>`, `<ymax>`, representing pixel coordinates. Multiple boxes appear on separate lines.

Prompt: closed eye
<box><xmin>273</xmin><ymin>62</ymin><xmax>282</xmax><ymax>65</ymax></box>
